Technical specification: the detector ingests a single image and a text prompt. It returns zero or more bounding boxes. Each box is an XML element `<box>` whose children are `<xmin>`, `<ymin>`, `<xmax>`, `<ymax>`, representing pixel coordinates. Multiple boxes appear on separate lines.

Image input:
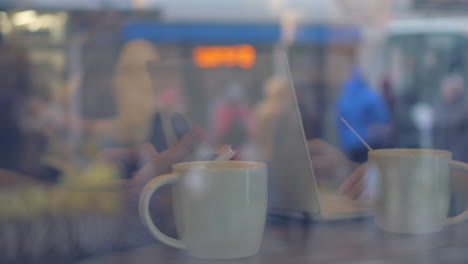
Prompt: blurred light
<box><xmin>12</xmin><ymin>10</ymin><xmax>36</xmax><ymax>26</ymax></box>
<box><xmin>132</xmin><ymin>0</ymin><xmax>148</xmax><ymax>9</ymax></box>
<box><xmin>281</xmin><ymin>9</ymin><xmax>301</xmax><ymax>44</ymax></box>
<box><xmin>411</xmin><ymin>103</ymin><xmax>434</xmax><ymax>131</ymax></box>
<box><xmin>268</xmin><ymin>0</ymin><xmax>286</xmax><ymax>12</ymax></box>
<box><xmin>0</xmin><ymin>11</ymin><xmax>12</xmax><ymax>35</ymax></box>
<box><xmin>193</xmin><ymin>45</ymin><xmax>256</xmax><ymax>69</ymax></box>
<box><xmin>10</xmin><ymin>11</ymin><xmax>67</xmax><ymax>35</ymax></box>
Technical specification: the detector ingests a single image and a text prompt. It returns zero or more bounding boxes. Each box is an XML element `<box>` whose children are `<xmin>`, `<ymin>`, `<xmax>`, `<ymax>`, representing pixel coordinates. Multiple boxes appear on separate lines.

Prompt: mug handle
<box><xmin>139</xmin><ymin>173</ymin><xmax>186</xmax><ymax>249</ymax></box>
<box><xmin>445</xmin><ymin>161</ymin><xmax>468</xmax><ymax>225</ymax></box>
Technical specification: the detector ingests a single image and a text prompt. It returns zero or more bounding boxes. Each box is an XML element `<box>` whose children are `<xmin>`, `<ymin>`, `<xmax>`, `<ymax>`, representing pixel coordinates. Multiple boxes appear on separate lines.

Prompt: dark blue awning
<box><xmin>122</xmin><ymin>22</ymin><xmax>360</xmax><ymax>44</ymax></box>
<box><xmin>294</xmin><ymin>25</ymin><xmax>361</xmax><ymax>44</ymax></box>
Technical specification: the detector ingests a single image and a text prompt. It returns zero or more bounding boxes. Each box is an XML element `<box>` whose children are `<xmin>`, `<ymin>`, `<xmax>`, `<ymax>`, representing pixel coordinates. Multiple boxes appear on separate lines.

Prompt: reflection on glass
<box><xmin>0</xmin><ymin>3</ymin><xmax>468</xmax><ymax>263</ymax></box>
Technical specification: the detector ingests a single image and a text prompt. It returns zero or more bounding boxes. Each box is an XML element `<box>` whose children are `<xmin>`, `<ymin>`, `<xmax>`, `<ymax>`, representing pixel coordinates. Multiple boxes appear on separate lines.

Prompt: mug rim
<box><xmin>173</xmin><ymin>160</ymin><xmax>266</xmax><ymax>171</ymax></box>
<box><xmin>369</xmin><ymin>148</ymin><xmax>451</xmax><ymax>157</ymax></box>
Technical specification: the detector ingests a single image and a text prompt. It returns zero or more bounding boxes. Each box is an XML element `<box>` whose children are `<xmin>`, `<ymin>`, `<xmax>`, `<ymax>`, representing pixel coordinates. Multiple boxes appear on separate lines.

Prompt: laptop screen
<box><xmin>147</xmin><ymin>53</ymin><xmax>321</xmax><ymax>214</ymax></box>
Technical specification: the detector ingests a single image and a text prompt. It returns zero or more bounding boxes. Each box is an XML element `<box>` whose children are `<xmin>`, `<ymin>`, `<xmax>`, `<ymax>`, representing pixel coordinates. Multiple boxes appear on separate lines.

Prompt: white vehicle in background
<box><xmin>383</xmin><ymin>17</ymin><xmax>468</xmax><ymax>103</ymax></box>
<box><xmin>380</xmin><ymin>17</ymin><xmax>468</xmax><ymax>148</ymax></box>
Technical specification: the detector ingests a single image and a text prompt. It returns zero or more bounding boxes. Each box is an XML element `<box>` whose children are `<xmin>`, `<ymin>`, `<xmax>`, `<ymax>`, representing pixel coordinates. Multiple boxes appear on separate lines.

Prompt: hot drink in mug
<box><xmin>139</xmin><ymin>161</ymin><xmax>267</xmax><ymax>259</ymax></box>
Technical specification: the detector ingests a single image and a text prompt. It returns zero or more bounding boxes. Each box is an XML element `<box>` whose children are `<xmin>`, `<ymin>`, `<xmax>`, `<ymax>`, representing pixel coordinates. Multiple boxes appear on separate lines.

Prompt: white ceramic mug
<box><xmin>139</xmin><ymin>161</ymin><xmax>267</xmax><ymax>259</ymax></box>
<box><xmin>369</xmin><ymin>149</ymin><xmax>468</xmax><ymax>234</ymax></box>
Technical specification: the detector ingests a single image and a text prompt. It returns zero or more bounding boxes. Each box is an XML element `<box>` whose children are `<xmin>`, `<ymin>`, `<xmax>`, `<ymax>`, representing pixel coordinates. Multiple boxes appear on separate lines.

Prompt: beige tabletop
<box><xmin>76</xmin><ymin>216</ymin><xmax>468</xmax><ymax>264</ymax></box>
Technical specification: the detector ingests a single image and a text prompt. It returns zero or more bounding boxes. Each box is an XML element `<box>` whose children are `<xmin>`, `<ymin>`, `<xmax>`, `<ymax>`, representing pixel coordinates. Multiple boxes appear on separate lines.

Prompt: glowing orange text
<box><xmin>193</xmin><ymin>44</ymin><xmax>256</xmax><ymax>69</ymax></box>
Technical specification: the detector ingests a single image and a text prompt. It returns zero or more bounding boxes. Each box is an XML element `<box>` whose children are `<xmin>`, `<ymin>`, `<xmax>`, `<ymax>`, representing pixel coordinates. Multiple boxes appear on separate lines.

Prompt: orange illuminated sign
<box><xmin>193</xmin><ymin>44</ymin><xmax>256</xmax><ymax>69</ymax></box>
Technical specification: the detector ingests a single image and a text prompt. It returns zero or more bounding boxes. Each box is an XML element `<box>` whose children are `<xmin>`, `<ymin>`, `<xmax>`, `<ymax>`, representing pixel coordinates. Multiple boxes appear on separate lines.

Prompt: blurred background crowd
<box><xmin>2</xmin><ymin>0</ymin><xmax>468</xmax><ymax>169</ymax></box>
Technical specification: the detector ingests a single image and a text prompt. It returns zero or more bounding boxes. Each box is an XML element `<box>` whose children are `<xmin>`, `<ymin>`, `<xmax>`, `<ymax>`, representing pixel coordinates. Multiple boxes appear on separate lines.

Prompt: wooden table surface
<box><xmin>76</xmin><ymin>216</ymin><xmax>468</xmax><ymax>264</ymax></box>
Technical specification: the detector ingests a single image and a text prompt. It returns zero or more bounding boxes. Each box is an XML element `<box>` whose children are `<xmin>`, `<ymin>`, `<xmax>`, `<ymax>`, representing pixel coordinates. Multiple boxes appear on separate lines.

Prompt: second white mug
<box><xmin>370</xmin><ymin>148</ymin><xmax>468</xmax><ymax>234</ymax></box>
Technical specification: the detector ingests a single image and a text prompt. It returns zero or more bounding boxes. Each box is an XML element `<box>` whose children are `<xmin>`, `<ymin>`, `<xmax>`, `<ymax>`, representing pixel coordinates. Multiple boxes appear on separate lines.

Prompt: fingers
<box><xmin>130</xmin><ymin>155</ymin><xmax>171</xmax><ymax>187</ymax></box>
<box><xmin>137</xmin><ymin>143</ymin><xmax>158</xmax><ymax>162</ymax></box>
<box><xmin>347</xmin><ymin>176</ymin><xmax>367</xmax><ymax>200</ymax></box>
<box><xmin>309</xmin><ymin>139</ymin><xmax>354</xmax><ymax>180</ymax></box>
<box><xmin>162</xmin><ymin>125</ymin><xmax>206</xmax><ymax>164</ymax></box>
<box><xmin>339</xmin><ymin>163</ymin><xmax>368</xmax><ymax>199</ymax></box>
<box><xmin>131</xmin><ymin>126</ymin><xmax>207</xmax><ymax>186</ymax></box>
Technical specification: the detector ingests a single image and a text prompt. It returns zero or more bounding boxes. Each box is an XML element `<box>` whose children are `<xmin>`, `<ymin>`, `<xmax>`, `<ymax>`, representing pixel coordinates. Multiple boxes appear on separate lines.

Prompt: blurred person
<box><xmin>381</xmin><ymin>76</ymin><xmax>396</xmax><ymax>113</ymax></box>
<box><xmin>75</xmin><ymin>11</ymin><xmax>121</xmax><ymax>120</ymax></box>
<box><xmin>336</xmin><ymin>66</ymin><xmax>390</xmax><ymax>163</ymax></box>
<box><xmin>294</xmin><ymin>64</ymin><xmax>325</xmax><ymax>140</ymax></box>
<box><xmin>211</xmin><ymin>80</ymin><xmax>254</xmax><ymax>158</ymax></box>
<box><xmin>255</xmin><ymin>76</ymin><xmax>292</xmax><ymax>161</ymax></box>
<box><xmin>394</xmin><ymin>90</ymin><xmax>420</xmax><ymax>148</ymax></box>
<box><xmin>0</xmin><ymin>38</ymin><xmax>208</xmax><ymax>261</ymax></box>
<box><xmin>93</xmin><ymin>39</ymin><xmax>159</xmax><ymax>147</ymax></box>
<box><xmin>433</xmin><ymin>74</ymin><xmax>468</xmax><ymax>162</ymax></box>
<box><xmin>0</xmin><ymin>40</ymin><xmax>56</xmax><ymax>182</ymax></box>
<box><xmin>148</xmin><ymin>66</ymin><xmax>188</xmax><ymax>153</ymax></box>
<box><xmin>295</xmin><ymin>83</ymin><xmax>322</xmax><ymax>140</ymax></box>
<box><xmin>380</xmin><ymin>76</ymin><xmax>397</xmax><ymax>148</ymax></box>
<box><xmin>434</xmin><ymin>75</ymin><xmax>468</xmax><ymax>214</ymax></box>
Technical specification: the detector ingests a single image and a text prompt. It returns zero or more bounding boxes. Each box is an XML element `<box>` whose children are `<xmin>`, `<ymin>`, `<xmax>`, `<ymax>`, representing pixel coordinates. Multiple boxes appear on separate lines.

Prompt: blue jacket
<box><xmin>337</xmin><ymin>67</ymin><xmax>390</xmax><ymax>152</ymax></box>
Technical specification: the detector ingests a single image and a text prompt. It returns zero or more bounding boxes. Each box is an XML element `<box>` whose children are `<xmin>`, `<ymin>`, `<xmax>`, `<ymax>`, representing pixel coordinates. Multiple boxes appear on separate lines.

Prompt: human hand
<box><xmin>307</xmin><ymin>139</ymin><xmax>371</xmax><ymax>200</ymax></box>
<box><xmin>96</xmin><ymin>124</ymin><xmax>206</xmax><ymax>178</ymax></box>
<box><xmin>307</xmin><ymin>139</ymin><xmax>357</xmax><ymax>181</ymax></box>
<box><xmin>96</xmin><ymin>125</ymin><xmax>206</xmax><ymax>204</ymax></box>
<box><xmin>130</xmin><ymin>125</ymin><xmax>206</xmax><ymax>186</ymax></box>
<box><xmin>339</xmin><ymin>163</ymin><xmax>369</xmax><ymax>200</ymax></box>
<box><xmin>122</xmin><ymin>126</ymin><xmax>206</xmax><ymax>235</ymax></box>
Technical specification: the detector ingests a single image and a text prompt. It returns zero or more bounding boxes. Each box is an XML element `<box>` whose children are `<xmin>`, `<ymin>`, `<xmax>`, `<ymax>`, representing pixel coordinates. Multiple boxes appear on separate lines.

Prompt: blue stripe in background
<box><xmin>122</xmin><ymin>22</ymin><xmax>360</xmax><ymax>44</ymax></box>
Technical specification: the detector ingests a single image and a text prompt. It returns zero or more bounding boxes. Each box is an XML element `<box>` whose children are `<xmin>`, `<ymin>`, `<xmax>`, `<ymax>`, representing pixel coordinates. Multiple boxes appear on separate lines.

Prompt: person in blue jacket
<box><xmin>336</xmin><ymin>66</ymin><xmax>390</xmax><ymax>163</ymax></box>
